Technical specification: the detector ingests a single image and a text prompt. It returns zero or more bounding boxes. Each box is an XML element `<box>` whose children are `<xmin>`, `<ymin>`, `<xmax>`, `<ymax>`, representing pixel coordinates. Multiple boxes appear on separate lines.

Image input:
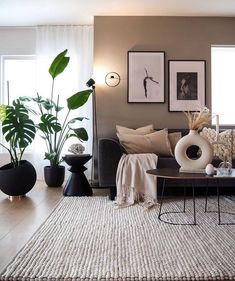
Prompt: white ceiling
<box><xmin>0</xmin><ymin>0</ymin><xmax>235</xmax><ymax>26</ymax></box>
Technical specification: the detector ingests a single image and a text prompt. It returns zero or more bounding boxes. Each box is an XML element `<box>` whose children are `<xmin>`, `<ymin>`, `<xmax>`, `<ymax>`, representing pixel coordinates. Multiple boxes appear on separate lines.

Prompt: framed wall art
<box><xmin>128</xmin><ymin>51</ymin><xmax>165</xmax><ymax>103</ymax></box>
<box><xmin>168</xmin><ymin>60</ymin><xmax>206</xmax><ymax>112</ymax></box>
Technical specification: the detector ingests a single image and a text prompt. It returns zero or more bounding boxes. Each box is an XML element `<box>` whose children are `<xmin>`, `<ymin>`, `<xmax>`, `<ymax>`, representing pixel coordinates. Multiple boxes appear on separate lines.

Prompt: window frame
<box><xmin>0</xmin><ymin>55</ymin><xmax>36</xmax><ymax>152</ymax></box>
<box><xmin>211</xmin><ymin>45</ymin><xmax>235</xmax><ymax>126</ymax></box>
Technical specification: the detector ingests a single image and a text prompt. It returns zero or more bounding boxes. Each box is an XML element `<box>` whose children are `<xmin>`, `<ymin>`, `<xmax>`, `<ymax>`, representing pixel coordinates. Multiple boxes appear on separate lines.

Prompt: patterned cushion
<box><xmin>200</xmin><ymin>127</ymin><xmax>233</xmax><ymax>161</ymax></box>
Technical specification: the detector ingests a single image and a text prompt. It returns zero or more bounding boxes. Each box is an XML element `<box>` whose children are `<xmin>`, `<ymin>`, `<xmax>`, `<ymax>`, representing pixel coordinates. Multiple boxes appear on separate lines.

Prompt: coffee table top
<box><xmin>146</xmin><ymin>168</ymin><xmax>235</xmax><ymax>180</ymax></box>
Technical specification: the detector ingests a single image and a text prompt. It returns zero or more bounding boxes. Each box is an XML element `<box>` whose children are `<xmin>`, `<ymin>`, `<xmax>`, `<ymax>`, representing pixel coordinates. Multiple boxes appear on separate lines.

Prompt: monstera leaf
<box><xmin>2</xmin><ymin>100</ymin><xmax>36</xmax><ymax>148</ymax></box>
<box><xmin>38</xmin><ymin>114</ymin><xmax>61</xmax><ymax>134</ymax></box>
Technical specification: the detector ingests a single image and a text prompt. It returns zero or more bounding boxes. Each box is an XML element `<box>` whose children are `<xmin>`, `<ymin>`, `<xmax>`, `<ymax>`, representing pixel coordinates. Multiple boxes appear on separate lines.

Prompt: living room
<box><xmin>0</xmin><ymin>1</ymin><xmax>235</xmax><ymax>280</ymax></box>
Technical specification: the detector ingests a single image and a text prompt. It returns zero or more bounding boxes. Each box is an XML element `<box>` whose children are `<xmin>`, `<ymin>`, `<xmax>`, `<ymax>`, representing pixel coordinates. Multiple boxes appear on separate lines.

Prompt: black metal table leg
<box><xmin>216</xmin><ymin>179</ymin><xmax>221</xmax><ymax>225</ymax></box>
<box><xmin>205</xmin><ymin>179</ymin><xmax>208</xmax><ymax>213</ymax></box>
<box><xmin>192</xmin><ymin>183</ymin><xmax>196</xmax><ymax>225</ymax></box>
<box><xmin>147</xmin><ymin>168</ymin><xmax>235</xmax><ymax>226</ymax></box>
<box><xmin>158</xmin><ymin>178</ymin><xmax>197</xmax><ymax>225</ymax></box>
<box><xmin>204</xmin><ymin>178</ymin><xmax>234</xmax><ymax>225</ymax></box>
<box><xmin>158</xmin><ymin>178</ymin><xmax>166</xmax><ymax>219</ymax></box>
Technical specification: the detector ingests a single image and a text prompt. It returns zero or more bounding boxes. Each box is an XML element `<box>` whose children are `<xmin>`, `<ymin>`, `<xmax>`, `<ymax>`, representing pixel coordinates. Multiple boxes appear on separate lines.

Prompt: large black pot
<box><xmin>44</xmin><ymin>165</ymin><xmax>65</xmax><ymax>187</ymax></box>
<box><xmin>0</xmin><ymin>160</ymin><xmax>37</xmax><ymax>196</ymax></box>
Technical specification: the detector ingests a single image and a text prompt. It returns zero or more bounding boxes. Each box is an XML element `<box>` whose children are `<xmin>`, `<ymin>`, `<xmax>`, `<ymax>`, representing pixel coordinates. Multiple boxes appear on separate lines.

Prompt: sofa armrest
<box><xmin>98</xmin><ymin>138</ymin><xmax>123</xmax><ymax>187</ymax></box>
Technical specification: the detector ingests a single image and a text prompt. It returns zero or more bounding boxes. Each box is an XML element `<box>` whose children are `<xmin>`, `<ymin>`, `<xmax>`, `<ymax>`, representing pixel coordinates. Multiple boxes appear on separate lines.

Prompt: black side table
<box><xmin>63</xmin><ymin>154</ymin><xmax>93</xmax><ymax>196</ymax></box>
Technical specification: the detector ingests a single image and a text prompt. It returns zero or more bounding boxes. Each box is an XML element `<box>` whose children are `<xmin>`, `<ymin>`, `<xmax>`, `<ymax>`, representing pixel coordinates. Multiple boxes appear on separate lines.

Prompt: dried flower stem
<box><xmin>184</xmin><ymin>107</ymin><xmax>211</xmax><ymax>130</ymax></box>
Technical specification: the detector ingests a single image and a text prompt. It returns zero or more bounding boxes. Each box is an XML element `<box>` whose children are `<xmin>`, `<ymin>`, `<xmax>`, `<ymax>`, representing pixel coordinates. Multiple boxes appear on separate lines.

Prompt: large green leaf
<box><xmin>38</xmin><ymin>114</ymin><xmax>61</xmax><ymax>134</ymax></box>
<box><xmin>70</xmin><ymin>127</ymin><xmax>88</xmax><ymax>141</ymax></box>
<box><xmin>2</xmin><ymin>101</ymin><xmax>36</xmax><ymax>148</ymax></box>
<box><xmin>68</xmin><ymin>117</ymin><xmax>88</xmax><ymax>124</ymax></box>
<box><xmin>67</xmin><ymin>90</ymin><xmax>92</xmax><ymax>110</ymax></box>
<box><xmin>49</xmin><ymin>49</ymin><xmax>70</xmax><ymax>79</ymax></box>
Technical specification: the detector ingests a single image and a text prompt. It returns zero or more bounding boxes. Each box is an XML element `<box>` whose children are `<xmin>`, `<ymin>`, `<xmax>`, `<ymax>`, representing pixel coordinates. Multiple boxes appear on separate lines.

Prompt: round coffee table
<box><xmin>63</xmin><ymin>154</ymin><xmax>93</xmax><ymax>196</ymax></box>
<box><xmin>146</xmin><ymin>168</ymin><xmax>235</xmax><ymax>225</ymax></box>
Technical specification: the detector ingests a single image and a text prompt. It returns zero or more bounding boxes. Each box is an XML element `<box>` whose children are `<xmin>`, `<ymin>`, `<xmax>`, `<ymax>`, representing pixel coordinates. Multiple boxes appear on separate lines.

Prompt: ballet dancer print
<box><xmin>143</xmin><ymin>68</ymin><xmax>159</xmax><ymax>98</ymax></box>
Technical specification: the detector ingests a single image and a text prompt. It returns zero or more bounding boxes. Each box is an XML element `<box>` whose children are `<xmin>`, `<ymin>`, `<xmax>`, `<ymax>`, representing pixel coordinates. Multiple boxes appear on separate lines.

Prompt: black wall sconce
<box><xmin>105</xmin><ymin>72</ymin><xmax>121</xmax><ymax>87</ymax></box>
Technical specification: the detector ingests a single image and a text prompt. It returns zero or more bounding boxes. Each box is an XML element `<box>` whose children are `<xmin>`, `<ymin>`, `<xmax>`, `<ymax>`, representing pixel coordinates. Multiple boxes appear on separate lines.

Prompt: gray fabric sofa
<box><xmin>98</xmin><ymin>129</ymin><xmax>235</xmax><ymax>200</ymax></box>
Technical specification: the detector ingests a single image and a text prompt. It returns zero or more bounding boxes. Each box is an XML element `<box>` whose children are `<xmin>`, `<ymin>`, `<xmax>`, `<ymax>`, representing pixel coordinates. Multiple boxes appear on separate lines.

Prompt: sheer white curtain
<box><xmin>32</xmin><ymin>25</ymin><xmax>93</xmax><ymax>180</ymax></box>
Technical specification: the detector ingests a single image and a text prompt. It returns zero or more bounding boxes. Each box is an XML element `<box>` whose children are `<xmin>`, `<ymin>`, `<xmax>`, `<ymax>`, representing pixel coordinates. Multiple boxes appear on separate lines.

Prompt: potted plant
<box><xmin>0</xmin><ymin>99</ymin><xmax>37</xmax><ymax>196</ymax></box>
<box><xmin>21</xmin><ymin>49</ymin><xmax>92</xmax><ymax>187</ymax></box>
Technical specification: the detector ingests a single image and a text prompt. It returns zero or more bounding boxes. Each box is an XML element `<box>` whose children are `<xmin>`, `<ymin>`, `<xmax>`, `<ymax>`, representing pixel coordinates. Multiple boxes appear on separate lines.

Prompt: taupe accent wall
<box><xmin>94</xmin><ymin>16</ymin><xmax>235</xmax><ymax>138</ymax></box>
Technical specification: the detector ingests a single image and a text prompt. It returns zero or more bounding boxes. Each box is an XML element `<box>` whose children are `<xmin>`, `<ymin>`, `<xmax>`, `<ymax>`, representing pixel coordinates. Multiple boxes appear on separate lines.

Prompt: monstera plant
<box><xmin>0</xmin><ymin>100</ymin><xmax>37</xmax><ymax>197</ymax></box>
<box><xmin>21</xmin><ymin>49</ymin><xmax>92</xmax><ymax>187</ymax></box>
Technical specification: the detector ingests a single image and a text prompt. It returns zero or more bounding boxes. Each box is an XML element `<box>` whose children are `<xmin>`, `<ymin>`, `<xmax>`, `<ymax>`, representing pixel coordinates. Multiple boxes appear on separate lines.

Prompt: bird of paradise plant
<box><xmin>21</xmin><ymin>49</ymin><xmax>92</xmax><ymax>167</ymax></box>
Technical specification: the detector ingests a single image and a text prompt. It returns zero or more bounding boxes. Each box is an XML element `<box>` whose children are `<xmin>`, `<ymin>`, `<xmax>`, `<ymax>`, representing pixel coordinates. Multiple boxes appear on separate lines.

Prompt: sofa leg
<box><xmin>110</xmin><ymin>186</ymin><xmax>117</xmax><ymax>201</ymax></box>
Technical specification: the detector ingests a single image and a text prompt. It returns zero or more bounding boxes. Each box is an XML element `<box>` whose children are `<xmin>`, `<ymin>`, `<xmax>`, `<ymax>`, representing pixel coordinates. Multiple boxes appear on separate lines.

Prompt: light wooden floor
<box><xmin>0</xmin><ymin>181</ymin><xmax>109</xmax><ymax>272</ymax></box>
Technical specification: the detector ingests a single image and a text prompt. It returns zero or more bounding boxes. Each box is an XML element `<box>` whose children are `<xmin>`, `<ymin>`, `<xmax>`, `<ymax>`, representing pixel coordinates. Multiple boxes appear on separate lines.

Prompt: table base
<box><xmin>158</xmin><ymin>178</ymin><xmax>235</xmax><ymax>225</ymax></box>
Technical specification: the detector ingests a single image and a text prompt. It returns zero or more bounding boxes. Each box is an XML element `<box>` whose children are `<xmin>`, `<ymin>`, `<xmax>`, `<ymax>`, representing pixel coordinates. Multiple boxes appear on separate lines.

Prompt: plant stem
<box><xmin>37</xmin><ymin>93</ymin><xmax>44</xmax><ymax>115</ymax></box>
<box><xmin>56</xmin><ymin>110</ymin><xmax>70</xmax><ymax>155</ymax></box>
<box><xmin>19</xmin><ymin>147</ymin><xmax>26</xmax><ymax>162</ymax></box>
<box><xmin>11</xmin><ymin>139</ymin><xmax>18</xmax><ymax>167</ymax></box>
<box><xmin>50</xmin><ymin>79</ymin><xmax>54</xmax><ymax>114</ymax></box>
<box><xmin>0</xmin><ymin>143</ymin><xmax>15</xmax><ymax>165</ymax></box>
<box><xmin>58</xmin><ymin>130</ymin><xmax>68</xmax><ymax>153</ymax></box>
<box><xmin>7</xmin><ymin>80</ymin><xmax>10</xmax><ymax>105</ymax></box>
<box><xmin>53</xmin><ymin>95</ymin><xmax>59</xmax><ymax>152</ymax></box>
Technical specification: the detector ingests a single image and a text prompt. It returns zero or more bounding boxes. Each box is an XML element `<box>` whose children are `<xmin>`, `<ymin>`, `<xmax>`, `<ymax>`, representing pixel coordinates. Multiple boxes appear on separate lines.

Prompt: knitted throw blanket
<box><xmin>115</xmin><ymin>153</ymin><xmax>158</xmax><ymax>208</ymax></box>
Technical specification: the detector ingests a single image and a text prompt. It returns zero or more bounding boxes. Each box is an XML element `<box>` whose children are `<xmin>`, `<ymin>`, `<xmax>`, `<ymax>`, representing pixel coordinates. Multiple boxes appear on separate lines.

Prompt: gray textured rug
<box><xmin>1</xmin><ymin>196</ymin><xmax>235</xmax><ymax>281</ymax></box>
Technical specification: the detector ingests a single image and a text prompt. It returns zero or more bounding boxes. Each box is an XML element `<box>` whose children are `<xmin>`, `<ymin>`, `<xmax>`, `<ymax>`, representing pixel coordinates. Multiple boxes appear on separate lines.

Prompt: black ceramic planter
<box><xmin>0</xmin><ymin>160</ymin><xmax>37</xmax><ymax>196</ymax></box>
<box><xmin>44</xmin><ymin>165</ymin><xmax>65</xmax><ymax>187</ymax></box>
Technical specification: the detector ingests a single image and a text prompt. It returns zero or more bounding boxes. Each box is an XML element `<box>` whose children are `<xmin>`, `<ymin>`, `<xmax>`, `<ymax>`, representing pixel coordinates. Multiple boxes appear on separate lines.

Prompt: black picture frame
<box><xmin>128</xmin><ymin>51</ymin><xmax>165</xmax><ymax>103</ymax></box>
<box><xmin>168</xmin><ymin>60</ymin><xmax>206</xmax><ymax>112</ymax></box>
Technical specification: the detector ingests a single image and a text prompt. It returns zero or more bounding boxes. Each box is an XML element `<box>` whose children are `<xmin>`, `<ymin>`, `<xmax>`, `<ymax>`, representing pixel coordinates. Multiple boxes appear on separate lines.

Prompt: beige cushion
<box><xmin>200</xmin><ymin>127</ymin><xmax>233</xmax><ymax>160</ymax></box>
<box><xmin>168</xmin><ymin>132</ymin><xmax>182</xmax><ymax>155</ymax></box>
<box><xmin>116</xmin><ymin>124</ymin><xmax>154</xmax><ymax>135</ymax></box>
<box><xmin>117</xmin><ymin>128</ymin><xmax>173</xmax><ymax>156</ymax></box>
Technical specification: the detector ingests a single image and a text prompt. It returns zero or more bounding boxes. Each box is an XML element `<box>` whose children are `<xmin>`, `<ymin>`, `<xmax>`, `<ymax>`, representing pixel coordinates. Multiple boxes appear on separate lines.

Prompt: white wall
<box><xmin>0</xmin><ymin>27</ymin><xmax>36</xmax><ymax>55</ymax></box>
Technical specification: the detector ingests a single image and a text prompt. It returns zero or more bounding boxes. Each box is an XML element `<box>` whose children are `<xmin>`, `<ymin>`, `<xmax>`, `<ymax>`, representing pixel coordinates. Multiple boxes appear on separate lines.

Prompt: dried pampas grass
<box><xmin>184</xmin><ymin>107</ymin><xmax>211</xmax><ymax>130</ymax></box>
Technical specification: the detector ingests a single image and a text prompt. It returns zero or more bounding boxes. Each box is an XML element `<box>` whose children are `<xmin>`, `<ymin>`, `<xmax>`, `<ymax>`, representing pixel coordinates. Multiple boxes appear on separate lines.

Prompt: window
<box><xmin>211</xmin><ymin>46</ymin><xmax>235</xmax><ymax>125</ymax></box>
<box><xmin>0</xmin><ymin>56</ymin><xmax>36</xmax><ymax>151</ymax></box>
<box><xmin>1</xmin><ymin>56</ymin><xmax>36</xmax><ymax>104</ymax></box>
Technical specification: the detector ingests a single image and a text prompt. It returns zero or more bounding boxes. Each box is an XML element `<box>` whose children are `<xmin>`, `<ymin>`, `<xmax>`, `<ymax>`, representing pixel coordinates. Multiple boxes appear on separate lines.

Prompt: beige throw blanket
<box><xmin>115</xmin><ymin>153</ymin><xmax>158</xmax><ymax>208</ymax></box>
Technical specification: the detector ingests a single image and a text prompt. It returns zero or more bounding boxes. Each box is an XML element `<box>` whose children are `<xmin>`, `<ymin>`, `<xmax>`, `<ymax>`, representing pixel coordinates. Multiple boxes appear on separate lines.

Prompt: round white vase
<box><xmin>175</xmin><ymin>130</ymin><xmax>213</xmax><ymax>171</ymax></box>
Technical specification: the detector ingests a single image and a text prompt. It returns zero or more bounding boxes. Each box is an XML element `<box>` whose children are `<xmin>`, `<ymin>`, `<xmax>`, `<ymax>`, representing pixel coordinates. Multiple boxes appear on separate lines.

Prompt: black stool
<box><xmin>63</xmin><ymin>154</ymin><xmax>93</xmax><ymax>196</ymax></box>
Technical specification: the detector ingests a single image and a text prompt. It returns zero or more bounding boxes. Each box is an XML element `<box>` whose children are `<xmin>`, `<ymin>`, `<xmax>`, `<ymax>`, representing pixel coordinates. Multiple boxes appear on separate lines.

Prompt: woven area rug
<box><xmin>1</xmin><ymin>196</ymin><xmax>235</xmax><ymax>281</ymax></box>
